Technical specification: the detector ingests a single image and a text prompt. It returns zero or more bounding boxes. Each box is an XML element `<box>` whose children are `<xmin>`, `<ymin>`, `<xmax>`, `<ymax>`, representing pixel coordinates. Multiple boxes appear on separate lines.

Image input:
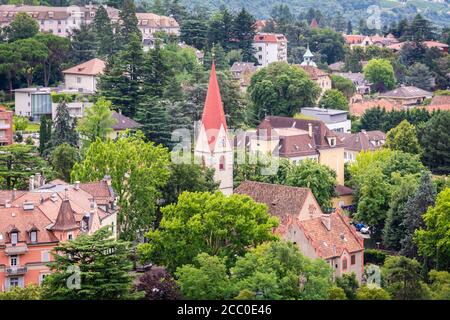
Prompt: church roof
<box><xmin>201</xmin><ymin>62</ymin><xmax>228</xmax><ymax>152</ymax></box>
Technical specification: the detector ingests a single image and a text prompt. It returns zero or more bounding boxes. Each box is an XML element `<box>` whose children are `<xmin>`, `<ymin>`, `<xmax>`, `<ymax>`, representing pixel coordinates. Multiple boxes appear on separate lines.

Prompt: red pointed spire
<box><xmin>201</xmin><ymin>62</ymin><xmax>228</xmax><ymax>152</ymax></box>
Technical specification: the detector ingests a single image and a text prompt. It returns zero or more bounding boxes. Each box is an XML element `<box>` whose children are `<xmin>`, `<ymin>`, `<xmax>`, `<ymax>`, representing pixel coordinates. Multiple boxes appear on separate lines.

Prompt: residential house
<box><xmin>300</xmin><ymin>107</ymin><xmax>351</xmax><ymax>133</ymax></box>
<box><xmin>0</xmin><ymin>4</ymin><xmax>179</xmax><ymax>38</ymax></box>
<box><xmin>250</xmin><ymin>116</ymin><xmax>345</xmax><ymax>185</ymax></box>
<box><xmin>253</xmin><ymin>33</ymin><xmax>288</xmax><ymax>67</ymax></box>
<box><xmin>387</xmin><ymin>40</ymin><xmax>449</xmax><ymax>53</ymax></box>
<box><xmin>109</xmin><ymin>111</ymin><xmax>142</xmax><ymax>139</ymax></box>
<box><xmin>230</xmin><ymin>62</ymin><xmax>258</xmax><ymax>92</ymax></box>
<box><xmin>62</xmin><ymin>58</ymin><xmax>105</xmax><ymax>93</ymax></box>
<box><xmin>344</xmin><ymin>34</ymin><xmax>398</xmax><ymax>49</ymax></box>
<box><xmin>0</xmin><ymin>106</ymin><xmax>13</xmax><ymax>146</ymax></box>
<box><xmin>235</xmin><ymin>181</ymin><xmax>364</xmax><ymax>281</ymax></box>
<box><xmin>336</xmin><ymin>130</ymin><xmax>386</xmax><ymax>163</ymax></box>
<box><xmin>333</xmin><ymin>185</ymin><xmax>355</xmax><ymax>209</ymax></box>
<box><xmin>378</xmin><ymin>86</ymin><xmax>433</xmax><ymax>106</ymax></box>
<box><xmin>14</xmin><ymin>87</ymin><xmax>54</xmax><ymax>120</ymax></box>
<box><xmin>334</xmin><ymin>72</ymin><xmax>371</xmax><ymax>95</ymax></box>
<box><xmin>0</xmin><ymin>177</ymin><xmax>117</xmax><ymax>291</ymax></box>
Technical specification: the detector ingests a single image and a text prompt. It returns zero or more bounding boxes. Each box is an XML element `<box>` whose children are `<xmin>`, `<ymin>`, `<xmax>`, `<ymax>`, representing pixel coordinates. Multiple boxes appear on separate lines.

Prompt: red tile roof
<box><xmin>350</xmin><ymin>98</ymin><xmax>402</xmax><ymax>117</ymax></box>
<box><xmin>49</xmin><ymin>199</ymin><xmax>78</xmax><ymax>231</ymax></box>
<box><xmin>254</xmin><ymin>33</ymin><xmax>287</xmax><ymax>43</ymax></box>
<box><xmin>335</xmin><ymin>185</ymin><xmax>354</xmax><ymax>196</ymax></box>
<box><xmin>62</xmin><ymin>58</ymin><xmax>106</xmax><ymax>76</ymax></box>
<box><xmin>298</xmin><ymin>210</ymin><xmax>363</xmax><ymax>259</ymax></box>
<box><xmin>298</xmin><ymin>65</ymin><xmax>329</xmax><ymax>80</ymax></box>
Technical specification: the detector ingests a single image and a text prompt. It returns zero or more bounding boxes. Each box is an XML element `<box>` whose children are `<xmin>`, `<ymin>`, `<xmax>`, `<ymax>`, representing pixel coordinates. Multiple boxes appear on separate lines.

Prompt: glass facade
<box><xmin>31</xmin><ymin>93</ymin><xmax>52</xmax><ymax>120</ymax></box>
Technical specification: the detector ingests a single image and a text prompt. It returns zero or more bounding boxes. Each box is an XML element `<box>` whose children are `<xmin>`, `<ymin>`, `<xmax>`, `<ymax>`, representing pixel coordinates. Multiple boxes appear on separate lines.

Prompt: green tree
<box><xmin>419</xmin><ymin>111</ymin><xmax>450</xmax><ymax>175</ymax></box>
<box><xmin>328</xmin><ymin>287</ymin><xmax>347</xmax><ymax>300</ymax></box>
<box><xmin>77</xmin><ymin>97</ymin><xmax>116</xmax><ymax>146</ymax></box>
<box><xmin>415</xmin><ymin>188</ymin><xmax>450</xmax><ymax>271</ymax></box>
<box><xmin>360</xmin><ymin>107</ymin><xmax>387</xmax><ymax>131</ymax></box>
<box><xmin>248</xmin><ymin>62</ymin><xmax>320</xmax><ymax>120</ymax></box>
<box><xmin>0</xmin><ymin>285</ymin><xmax>42</xmax><ymax>300</ymax></box>
<box><xmin>13</xmin><ymin>38</ymin><xmax>48</xmax><ymax>86</ymax></box>
<box><xmin>331</xmin><ymin>74</ymin><xmax>356</xmax><ymax>99</ymax></box>
<box><xmin>0</xmin><ymin>42</ymin><xmax>23</xmax><ymax>93</ymax></box>
<box><xmin>138</xmin><ymin>191</ymin><xmax>279</xmax><ymax>272</ymax></box>
<box><xmin>135</xmin><ymin>97</ymin><xmax>171</xmax><ymax>147</ymax></box>
<box><xmin>39</xmin><ymin>116</ymin><xmax>52</xmax><ymax>156</ymax></box>
<box><xmin>12</xmin><ymin>115</ymin><xmax>28</xmax><ymax>132</ymax></box>
<box><xmin>383</xmin><ymin>174</ymin><xmax>420</xmax><ymax>251</ymax></box>
<box><xmin>232</xmin><ymin>8</ymin><xmax>256</xmax><ymax>62</ymax></box>
<box><xmin>50</xmin><ymin>98</ymin><xmax>78</xmax><ymax>148</ymax></box>
<box><xmin>50</xmin><ymin>143</ymin><xmax>79</xmax><ymax>182</ymax></box>
<box><xmin>309</xmin><ymin>28</ymin><xmax>346</xmax><ymax>64</ymax></box>
<box><xmin>42</xmin><ymin>227</ymin><xmax>140</xmax><ymax>300</ymax></box>
<box><xmin>230</xmin><ymin>241</ymin><xmax>333</xmax><ymax>300</ymax></box>
<box><xmin>285</xmin><ymin>159</ymin><xmax>337</xmax><ymax>209</ymax></box>
<box><xmin>7</xmin><ymin>12</ymin><xmax>39</xmax><ymax>41</ymax></box>
<box><xmin>71</xmin><ymin>133</ymin><xmax>170</xmax><ymax>240</ymax></box>
<box><xmin>405</xmin><ymin>63</ymin><xmax>435</xmax><ymax>91</ymax></box>
<box><xmin>0</xmin><ymin>144</ymin><xmax>50</xmax><ymax>190</ymax></box>
<box><xmin>160</xmin><ymin>162</ymin><xmax>218</xmax><ymax>206</ymax></box>
<box><xmin>318</xmin><ymin>89</ymin><xmax>349</xmax><ymax>110</ymax></box>
<box><xmin>93</xmin><ymin>5</ymin><xmax>116</xmax><ymax>57</ymax></box>
<box><xmin>118</xmin><ymin>0</ymin><xmax>141</xmax><ymax>48</ymax></box>
<box><xmin>355</xmin><ymin>286</ymin><xmax>391</xmax><ymax>300</ymax></box>
<box><xmin>385</xmin><ymin>120</ymin><xmax>423</xmax><ymax>155</ymax></box>
<box><xmin>33</xmin><ymin>33</ymin><xmax>70</xmax><ymax>87</ymax></box>
<box><xmin>427</xmin><ymin>270</ymin><xmax>450</xmax><ymax>300</ymax></box>
<box><xmin>364</xmin><ymin>59</ymin><xmax>396</xmax><ymax>92</ymax></box>
<box><xmin>69</xmin><ymin>23</ymin><xmax>97</xmax><ymax>65</ymax></box>
<box><xmin>403</xmin><ymin>14</ymin><xmax>436</xmax><ymax>42</ymax></box>
<box><xmin>180</xmin><ymin>19</ymin><xmax>208</xmax><ymax>51</ymax></box>
<box><xmin>175</xmin><ymin>253</ymin><xmax>233</xmax><ymax>300</ymax></box>
<box><xmin>336</xmin><ymin>273</ymin><xmax>359</xmax><ymax>300</ymax></box>
<box><xmin>400</xmin><ymin>172</ymin><xmax>437</xmax><ymax>258</ymax></box>
<box><xmin>382</xmin><ymin>255</ymin><xmax>430</xmax><ymax>300</ymax></box>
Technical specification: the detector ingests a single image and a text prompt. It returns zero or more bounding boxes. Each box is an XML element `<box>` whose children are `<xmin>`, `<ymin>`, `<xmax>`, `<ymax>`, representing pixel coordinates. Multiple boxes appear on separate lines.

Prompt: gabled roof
<box><xmin>201</xmin><ymin>62</ymin><xmax>228</xmax><ymax>152</ymax></box>
<box><xmin>234</xmin><ymin>181</ymin><xmax>310</xmax><ymax>222</ymax></box>
<box><xmin>298</xmin><ymin>65</ymin><xmax>328</xmax><ymax>79</ymax></box>
<box><xmin>378</xmin><ymin>86</ymin><xmax>433</xmax><ymax>99</ymax></box>
<box><xmin>350</xmin><ymin>98</ymin><xmax>403</xmax><ymax>117</ymax></box>
<box><xmin>230</xmin><ymin>62</ymin><xmax>257</xmax><ymax>73</ymax></box>
<box><xmin>111</xmin><ymin>111</ymin><xmax>141</xmax><ymax>131</ymax></box>
<box><xmin>62</xmin><ymin>58</ymin><xmax>106</xmax><ymax>76</ymax></box>
<box><xmin>254</xmin><ymin>33</ymin><xmax>287</xmax><ymax>43</ymax></box>
<box><xmin>298</xmin><ymin>210</ymin><xmax>364</xmax><ymax>259</ymax></box>
<box><xmin>49</xmin><ymin>199</ymin><xmax>78</xmax><ymax>231</ymax></box>
<box><xmin>336</xmin><ymin>130</ymin><xmax>386</xmax><ymax>152</ymax></box>
<box><xmin>335</xmin><ymin>184</ymin><xmax>354</xmax><ymax>196</ymax></box>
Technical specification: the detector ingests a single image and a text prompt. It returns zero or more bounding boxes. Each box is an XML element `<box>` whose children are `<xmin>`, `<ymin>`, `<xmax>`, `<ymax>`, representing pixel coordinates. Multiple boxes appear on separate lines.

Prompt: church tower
<box><xmin>194</xmin><ymin>62</ymin><xmax>233</xmax><ymax>195</ymax></box>
<box><xmin>300</xmin><ymin>44</ymin><xmax>317</xmax><ymax>67</ymax></box>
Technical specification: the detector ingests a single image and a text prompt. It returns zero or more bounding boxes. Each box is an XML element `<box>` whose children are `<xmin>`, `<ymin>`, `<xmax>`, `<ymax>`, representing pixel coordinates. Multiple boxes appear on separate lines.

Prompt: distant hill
<box><xmin>167</xmin><ymin>0</ymin><xmax>450</xmax><ymax>27</ymax></box>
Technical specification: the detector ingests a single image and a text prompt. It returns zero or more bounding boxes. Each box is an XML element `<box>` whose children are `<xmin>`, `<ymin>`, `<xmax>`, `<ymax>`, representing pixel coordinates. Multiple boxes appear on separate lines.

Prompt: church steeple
<box><xmin>201</xmin><ymin>61</ymin><xmax>228</xmax><ymax>152</ymax></box>
<box><xmin>194</xmin><ymin>62</ymin><xmax>234</xmax><ymax>195</ymax></box>
<box><xmin>301</xmin><ymin>44</ymin><xmax>317</xmax><ymax>67</ymax></box>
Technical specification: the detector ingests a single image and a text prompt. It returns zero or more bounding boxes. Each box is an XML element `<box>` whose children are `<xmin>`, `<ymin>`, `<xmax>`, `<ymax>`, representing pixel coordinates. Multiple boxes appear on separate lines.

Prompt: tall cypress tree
<box><xmin>51</xmin><ymin>99</ymin><xmax>78</xmax><ymax>148</ymax></box>
<box><xmin>39</xmin><ymin>116</ymin><xmax>48</xmax><ymax>155</ymax></box>
<box><xmin>400</xmin><ymin>172</ymin><xmax>436</xmax><ymax>258</ymax></box>
<box><xmin>93</xmin><ymin>5</ymin><xmax>116</xmax><ymax>58</ymax></box>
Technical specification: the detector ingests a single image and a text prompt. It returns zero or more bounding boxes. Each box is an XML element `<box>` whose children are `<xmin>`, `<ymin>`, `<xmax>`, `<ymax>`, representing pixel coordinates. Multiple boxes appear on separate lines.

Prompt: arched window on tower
<box><xmin>219</xmin><ymin>155</ymin><xmax>225</xmax><ymax>171</ymax></box>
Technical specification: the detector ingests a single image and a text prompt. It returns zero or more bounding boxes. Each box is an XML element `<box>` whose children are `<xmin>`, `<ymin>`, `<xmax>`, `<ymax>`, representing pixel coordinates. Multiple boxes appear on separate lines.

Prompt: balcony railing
<box><xmin>6</xmin><ymin>267</ymin><xmax>27</xmax><ymax>276</ymax></box>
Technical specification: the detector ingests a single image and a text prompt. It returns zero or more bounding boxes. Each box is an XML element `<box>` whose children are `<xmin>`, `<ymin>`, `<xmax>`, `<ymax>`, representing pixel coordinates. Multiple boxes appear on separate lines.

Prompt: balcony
<box><xmin>0</xmin><ymin>124</ymin><xmax>10</xmax><ymax>129</ymax></box>
<box><xmin>6</xmin><ymin>266</ymin><xmax>27</xmax><ymax>276</ymax></box>
<box><xmin>4</xmin><ymin>243</ymin><xmax>28</xmax><ymax>255</ymax></box>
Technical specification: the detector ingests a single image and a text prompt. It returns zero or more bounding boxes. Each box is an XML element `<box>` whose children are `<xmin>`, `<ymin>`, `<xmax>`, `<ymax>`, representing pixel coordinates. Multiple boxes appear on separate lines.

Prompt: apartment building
<box><xmin>0</xmin><ymin>4</ymin><xmax>179</xmax><ymax>38</ymax></box>
<box><xmin>253</xmin><ymin>33</ymin><xmax>288</xmax><ymax>67</ymax></box>
<box><xmin>0</xmin><ymin>106</ymin><xmax>13</xmax><ymax>146</ymax></box>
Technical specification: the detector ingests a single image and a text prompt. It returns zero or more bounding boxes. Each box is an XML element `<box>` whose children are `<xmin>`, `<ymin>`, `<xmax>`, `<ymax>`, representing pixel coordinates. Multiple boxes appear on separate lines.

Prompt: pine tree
<box><xmin>69</xmin><ymin>23</ymin><xmax>97</xmax><ymax>64</ymax></box>
<box><xmin>167</xmin><ymin>0</ymin><xmax>187</xmax><ymax>24</ymax></box>
<box><xmin>118</xmin><ymin>0</ymin><xmax>141</xmax><ymax>49</ymax></box>
<box><xmin>136</xmin><ymin>96</ymin><xmax>172</xmax><ymax>147</ymax></box>
<box><xmin>141</xmin><ymin>42</ymin><xmax>169</xmax><ymax>98</ymax></box>
<box><xmin>98</xmin><ymin>33</ymin><xmax>143</xmax><ymax>117</ymax></box>
<box><xmin>232</xmin><ymin>8</ymin><xmax>256</xmax><ymax>62</ymax></box>
<box><xmin>51</xmin><ymin>99</ymin><xmax>78</xmax><ymax>148</ymax></box>
<box><xmin>400</xmin><ymin>172</ymin><xmax>436</xmax><ymax>258</ymax></box>
<box><xmin>347</xmin><ymin>21</ymin><xmax>353</xmax><ymax>35</ymax></box>
<box><xmin>93</xmin><ymin>5</ymin><xmax>116</xmax><ymax>58</ymax></box>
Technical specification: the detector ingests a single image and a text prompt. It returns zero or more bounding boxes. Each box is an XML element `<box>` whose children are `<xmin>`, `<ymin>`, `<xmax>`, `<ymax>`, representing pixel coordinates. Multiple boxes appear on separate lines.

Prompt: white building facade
<box><xmin>253</xmin><ymin>33</ymin><xmax>288</xmax><ymax>67</ymax></box>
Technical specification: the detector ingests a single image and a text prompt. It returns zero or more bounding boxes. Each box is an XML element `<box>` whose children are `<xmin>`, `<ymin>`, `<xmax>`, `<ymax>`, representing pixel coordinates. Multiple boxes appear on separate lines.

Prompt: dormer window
<box><xmin>30</xmin><ymin>231</ymin><xmax>37</xmax><ymax>243</ymax></box>
<box><xmin>11</xmin><ymin>231</ymin><xmax>18</xmax><ymax>245</ymax></box>
<box><xmin>328</xmin><ymin>137</ymin><xmax>336</xmax><ymax>147</ymax></box>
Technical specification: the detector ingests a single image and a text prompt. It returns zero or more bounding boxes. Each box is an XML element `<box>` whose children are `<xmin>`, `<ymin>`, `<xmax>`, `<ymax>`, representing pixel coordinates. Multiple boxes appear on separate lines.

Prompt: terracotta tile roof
<box><xmin>0</xmin><ymin>206</ymin><xmax>58</xmax><ymax>245</ymax></box>
<box><xmin>136</xmin><ymin>12</ymin><xmax>179</xmax><ymax>27</ymax></box>
<box><xmin>298</xmin><ymin>210</ymin><xmax>363</xmax><ymax>259</ymax></box>
<box><xmin>298</xmin><ymin>65</ymin><xmax>329</xmax><ymax>80</ymax></box>
<box><xmin>49</xmin><ymin>199</ymin><xmax>78</xmax><ymax>231</ymax></box>
<box><xmin>111</xmin><ymin>111</ymin><xmax>141</xmax><ymax>131</ymax></box>
<box><xmin>79</xmin><ymin>180</ymin><xmax>114</xmax><ymax>201</ymax></box>
<box><xmin>257</xmin><ymin>116</ymin><xmax>343</xmax><ymax>154</ymax></box>
<box><xmin>423</xmin><ymin>40</ymin><xmax>449</xmax><ymax>49</ymax></box>
<box><xmin>336</xmin><ymin>130</ymin><xmax>386</xmax><ymax>151</ymax></box>
<box><xmin>421</xmin><ymin>104</ymin><xmax>450</xmax><ymax>112</ymax></box>
<box><xmin>254</xmin><ymin>33</ymin><xmax>287</xmax><ymax>43</ymax></box>
<box><xmin>0</xmin><ymin>190</ymin><xmax>26</xmax><ymax>206</ymax></box>
<box><xmin>334</xmin><ymin>184</ymin><xmax>354</xmax><ymax>196</ymax></box>
<box><xmin>62</xmin><ymin>58</ymin><xmax>106</xmax><ymax>76</ymax></box>
<box><xmin>378</xmin><ymin>86</ymin><xmax>432</xmax><ymax>99</ymax></box>
<box><xmin>430</xmin><ymin>95</ymin><xmax>450</xmax><ymax>105</ymax></box>
<box><xmin>234</xmin><ymin>181</ymin><xmax>310</xmax><ymax>224</ymax></box>
<box><xmin>350</xmin><ymin>98</ymin><xmax>402</xmax><ymax>117</ymax></box>
<box><xmin>344</xmin><ymin>35</ymin><xmax>366</xmax><ymax>45</ymax></box>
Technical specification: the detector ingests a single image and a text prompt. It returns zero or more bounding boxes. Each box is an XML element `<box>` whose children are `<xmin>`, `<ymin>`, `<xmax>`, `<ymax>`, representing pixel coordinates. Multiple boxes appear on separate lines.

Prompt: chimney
<box><xmin>12</xmin><ymin>188</ymin><xmax>16</xmax><ymax>201</ymax></box>
<box><xmin>35</xmin><ymin>173</ymin><xmax>41</xmax><ymax>188</ymax></box>
<box><xmin>308</xmin><ymin>123</ymin><xmax>313</xmax><ymax>138</ymax></box>
<box><xmin>5</xmin><ymin>200</ymin><xmax>11</xmax><ymax>208</ymax></box>
<box><xmin>74</xmin><ymin>181</ymin><xmax>80</xmax><ymax>190</ymax></box>
<box><xmin>103</xmin><ymin>175</ymin><xmax>112</xmax><ymax>186</ymax></box>
<box><xmin>321</xmin><ymin>212</ymin><xmax>331</xmax><ymax>231</ymax></box>
<box><xmin>29</xmin><ymin>175</ymin><xmax>35</xmax><ymax>191</ymax></box>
